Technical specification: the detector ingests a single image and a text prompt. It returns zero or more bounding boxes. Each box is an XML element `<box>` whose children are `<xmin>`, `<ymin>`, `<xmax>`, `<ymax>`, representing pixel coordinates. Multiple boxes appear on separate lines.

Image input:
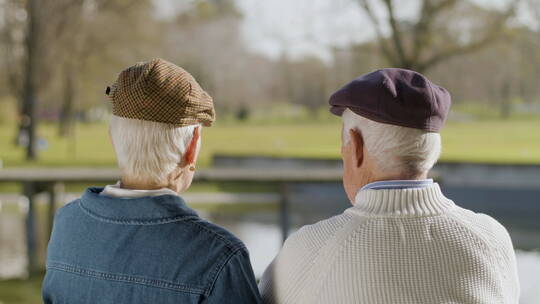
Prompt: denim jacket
<box><xmin>43</xmin><ymin>187</ymin><xmax>262</xmax><ymax>304</ymax></box>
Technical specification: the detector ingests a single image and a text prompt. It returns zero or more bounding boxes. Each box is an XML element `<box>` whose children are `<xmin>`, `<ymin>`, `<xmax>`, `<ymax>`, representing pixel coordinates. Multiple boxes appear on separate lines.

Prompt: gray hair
<box><xmin>109</xmin><ymin>116</ymin><xmax>200</xmax><ymax>184</ymax></box>
<box><xmin>342</xmin><ymin>109</ymin><xmax>441</xmax><ymax>177</ymax></box>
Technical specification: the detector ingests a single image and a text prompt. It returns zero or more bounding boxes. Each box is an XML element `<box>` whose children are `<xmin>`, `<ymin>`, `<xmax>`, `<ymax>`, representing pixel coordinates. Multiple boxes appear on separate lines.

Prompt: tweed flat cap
<box><xmin>107</xmin><ymin>58</ymin><xmax>215</xmax><ymax>127</ymax></box>
<box><xmin>329</xmin><ymin>68</ymin><xmax>451</xmax><ymax>132</ymax></box>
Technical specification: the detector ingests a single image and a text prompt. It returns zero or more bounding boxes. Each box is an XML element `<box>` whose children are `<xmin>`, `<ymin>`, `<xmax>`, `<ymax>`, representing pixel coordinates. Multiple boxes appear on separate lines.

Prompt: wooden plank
<box><xmin>0</xmin><ymin>168</ymin><xmax>120</xmax><ymax>182</ymax></box>
<box><xmin>0</xmin><ymin>192</ymin><xmax>281</xmax><ymax>207</ymax></box>
<box><xmin>0</xmin><ymin>168</ymin><xmax>343</xmax><ymax>183</ymax></box>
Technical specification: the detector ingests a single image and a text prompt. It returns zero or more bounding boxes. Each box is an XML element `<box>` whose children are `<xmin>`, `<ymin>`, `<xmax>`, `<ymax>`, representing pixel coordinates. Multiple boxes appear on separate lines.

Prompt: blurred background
<box><xmin>0</xmin><ymin>0</ymin><xmax>540</xmax><ymax>303</ymax></box>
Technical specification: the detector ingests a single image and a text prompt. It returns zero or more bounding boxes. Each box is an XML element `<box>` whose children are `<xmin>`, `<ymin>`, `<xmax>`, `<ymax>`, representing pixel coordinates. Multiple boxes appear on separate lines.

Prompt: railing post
<box><xmin>23</xmin><ymin>181</ymin><xmax>37</xmax><ymax>276</ymax></box>
<box><xmin>279</xmin><ymin>183</ymin><xmax>290</xmax><ymax>243</ymax></box>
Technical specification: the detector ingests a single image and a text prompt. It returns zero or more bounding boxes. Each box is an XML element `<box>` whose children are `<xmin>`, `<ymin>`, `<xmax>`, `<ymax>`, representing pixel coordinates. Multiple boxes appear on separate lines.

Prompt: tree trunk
<box><xmin>500</xmin><ymin>82</ymin><xmax>511</xmax><ymax>119</ymax></box>
<box><xmin>20</xmin><ymin>0</ymin><xmax>40</xmax><ymax>160</ymax></box>
<box><xmin>59</xmin><ymin>65</ymin><xmax>76</xmax><ymax>137</ymax></box>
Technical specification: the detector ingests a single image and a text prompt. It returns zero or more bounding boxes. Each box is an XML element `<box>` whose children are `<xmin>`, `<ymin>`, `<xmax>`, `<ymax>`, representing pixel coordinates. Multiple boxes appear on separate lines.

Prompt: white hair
<box><xmin>109</xmin><ymin>116</ymin><xmax>200</xmax><ymax>184</ymax></box>
<box><xmin>342</xmin><ymin>109</ymin><xmax>441</xmax><ymax>177</ymax></box>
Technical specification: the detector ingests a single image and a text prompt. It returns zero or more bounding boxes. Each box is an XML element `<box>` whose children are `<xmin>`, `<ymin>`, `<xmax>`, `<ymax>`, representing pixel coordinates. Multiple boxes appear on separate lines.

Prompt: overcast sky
<box><xmin>155</xmin><ymin>0</ymin><xmax>534</xmax><ymax>62</ymax></box>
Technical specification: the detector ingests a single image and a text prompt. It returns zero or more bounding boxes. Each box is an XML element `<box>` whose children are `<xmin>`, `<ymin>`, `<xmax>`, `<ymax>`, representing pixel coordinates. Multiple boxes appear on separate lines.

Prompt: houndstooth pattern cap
<box><xmin>106</xmin><ymin>58</ymin><xmax>215</xmax><ymax>127</ymax></box>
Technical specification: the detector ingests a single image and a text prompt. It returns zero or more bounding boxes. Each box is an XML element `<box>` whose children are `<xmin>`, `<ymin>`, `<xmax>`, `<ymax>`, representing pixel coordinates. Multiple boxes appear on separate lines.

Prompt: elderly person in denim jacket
<box><xmin>43</xmin><ymin>59</ymin><xmax>262</xmax><ymax>304</ymax></box>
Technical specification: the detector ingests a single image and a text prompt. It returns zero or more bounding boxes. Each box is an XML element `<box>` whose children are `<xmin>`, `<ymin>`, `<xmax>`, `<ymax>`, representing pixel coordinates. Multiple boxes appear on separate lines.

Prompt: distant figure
<box><xmin>43</xmin><ymin>59</ymin><xmax>261</xmax><ymax>304</ymax></box>
<box><xmin>259</xmin><ymin>69</ymin><xmax>520</xmax><ymax>304</ymax></box>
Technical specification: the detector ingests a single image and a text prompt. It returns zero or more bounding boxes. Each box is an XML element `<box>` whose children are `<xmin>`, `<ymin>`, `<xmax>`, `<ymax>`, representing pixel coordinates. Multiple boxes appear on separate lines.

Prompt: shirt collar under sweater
<box><xmin>361</xmin><ymin>179</ymin><xmax>434</xmax><ymax>191</ymax></box>
<box><xmin>353</xmin><ymin>183</ymin><xmax>455</xmax><ymax>217</ymax></box>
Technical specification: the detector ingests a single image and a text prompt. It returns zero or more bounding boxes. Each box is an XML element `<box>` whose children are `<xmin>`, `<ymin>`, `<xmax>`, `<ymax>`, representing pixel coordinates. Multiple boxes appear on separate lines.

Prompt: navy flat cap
<box><xmin>329</xmin><ymin>68</ymin><xmax>451</xmax><ymax>132</ymax></box>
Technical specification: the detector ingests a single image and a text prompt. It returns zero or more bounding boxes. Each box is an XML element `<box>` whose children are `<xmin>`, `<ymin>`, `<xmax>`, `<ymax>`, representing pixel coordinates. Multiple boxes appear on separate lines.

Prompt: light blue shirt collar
<box><xmin>360</xmin><ymin>179</ymin><xmax>434</xmax><ymax>191</ymax></box>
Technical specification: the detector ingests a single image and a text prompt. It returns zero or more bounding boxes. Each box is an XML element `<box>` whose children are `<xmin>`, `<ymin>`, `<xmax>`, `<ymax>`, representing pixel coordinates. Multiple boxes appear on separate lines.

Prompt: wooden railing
<box><xmin>0</xmin><ymin>167</ymin><xmax>343</xmax><ymax>275</ymax></box>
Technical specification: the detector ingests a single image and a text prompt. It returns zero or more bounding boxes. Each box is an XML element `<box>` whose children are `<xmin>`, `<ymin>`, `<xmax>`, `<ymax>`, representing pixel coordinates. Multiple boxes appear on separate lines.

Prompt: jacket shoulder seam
<box><xmin>185</xmin><ymin>218</ymin><xmax>246</xmax><ymax>252</ymax></box>
<box><xmin>77</xmin><ymin>200</ymin><xmax>199</xmax><ymax>225</ymax></box>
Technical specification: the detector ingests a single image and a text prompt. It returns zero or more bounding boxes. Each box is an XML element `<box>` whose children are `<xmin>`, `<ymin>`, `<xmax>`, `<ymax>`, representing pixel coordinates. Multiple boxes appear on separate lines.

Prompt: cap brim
<box><xmin>329</xmin><ymin>105</ymin><xmax>346</xmax><ymax>116</ymax></box>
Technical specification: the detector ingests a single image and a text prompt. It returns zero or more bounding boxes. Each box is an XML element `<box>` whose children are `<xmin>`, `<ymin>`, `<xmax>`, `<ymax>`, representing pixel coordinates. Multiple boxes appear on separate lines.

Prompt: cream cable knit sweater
<box><xmin>259</xmin><ymin>184</ymin><xmax>520</xmax><ymax>304</ymax></box>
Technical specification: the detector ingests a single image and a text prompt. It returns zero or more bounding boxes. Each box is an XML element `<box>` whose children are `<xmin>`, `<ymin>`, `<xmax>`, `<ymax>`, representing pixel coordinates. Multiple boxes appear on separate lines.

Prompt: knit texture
<box><xmin>108</xmin><ymin>58</ymin><xmax>215</xmax><ymax>127</ymax></box>
<box><xmin>259</xmin><ymin>184</ymin><xmax>520</xmax><ymax>304</ymax></box>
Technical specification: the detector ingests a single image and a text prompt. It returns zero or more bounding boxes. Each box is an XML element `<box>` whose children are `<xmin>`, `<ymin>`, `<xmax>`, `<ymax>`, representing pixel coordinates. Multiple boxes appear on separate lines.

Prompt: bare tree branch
<box><xmin>411</xmin><ymin>0</ymin><xmax>458</xmax><ymax>64</ymax></box>
<box><xmin>419</xmin><ymin>0</ymin><xmax>519</xmax><ymax>71</ymax></box>
<box><xmin>381</xmin><ymin>0</ymin><xmax>408</xmax><ymax>66</ymax></box>
<box><xmin>356</xmin><ymin>0</ymin><xmax>398</xmax><ymax>65</ymax></box>
<box><xmin>356</xmin><ymin>0</ymin><xmax>519</xmax><ymax>72</ymax></box>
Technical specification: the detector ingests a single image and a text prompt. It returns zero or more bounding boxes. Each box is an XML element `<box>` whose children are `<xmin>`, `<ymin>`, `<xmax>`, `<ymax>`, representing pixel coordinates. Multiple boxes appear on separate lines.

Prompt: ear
<box><xmin>349</xmin><ymin>129</ymin><xmax>364</xmax><ymax>168</ymax></box>
<box><xmin>182</xmin><ymin>126</ymin><xmax>200</xmax><ymax>166</ymax></box>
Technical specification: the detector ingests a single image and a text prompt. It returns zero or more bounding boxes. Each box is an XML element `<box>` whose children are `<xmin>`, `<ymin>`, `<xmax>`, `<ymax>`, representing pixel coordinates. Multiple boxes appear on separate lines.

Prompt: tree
<box><xmin>421</xmin><ymin>24</ymin><xmax>540</xmax><ymax>117</ymax></box>
<box><xmin>279</xmin><ymin>56</ymin><xmax>329</xmax><ymax>114</ymax></box>
<box><xmin>356</xmin><ymin>0</ymin><xmax>520</xmax><ymax>73</ymax></box>
<box><xmin>6</xmin><ymin>0</ymin><xmax>86</xmax><ymax>157</ymax></box>
<box><xmin>1</xmin><ymin>0</ymin><xmax>158</xmax><ymax>145</ymax></box>
<box><xmin>53</xmin><ymin>0</ymin><xmax>156</xmax><ymax>136</ymax></box>
<box><xmin>20</xmin><ymin>0</ymin><xmax>40</xmax><ymax>160</ymax></box>
<box><xmin>164</xmin><ymin>0</ymin><xmax>277</xmax><ymax>116</ymax></box>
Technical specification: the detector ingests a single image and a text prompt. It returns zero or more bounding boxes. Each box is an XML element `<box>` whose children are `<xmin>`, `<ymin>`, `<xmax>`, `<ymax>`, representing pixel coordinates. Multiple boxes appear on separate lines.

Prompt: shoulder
<box><xmin>180</xmin><ymin>218</ymin><xmax>254</xmax><ymax>296</ymax></box>
<box><xmin>281</xmin><ymin>211</ymin><xmax>355</xmax><ymax>258</ymax></box>
<box><xmin>173</xmin><ymin>217</ymin><xmax>251</xmax><ymax>280</ymax></box>
<box><xmin>445</xmin><ymin>206</ymin><xmax>519</xmax><ymax>300</ymax></box>
<box><xmin>449</xmin><ymin>207</ymin><xmax>512</xmax><ymax>243</ymax></box>
<box><xmin>53</xmin><ymin>198</ymin><xmax>82</xmax><ymax>223</ymax></box>
<box><xmin>183</xmin><ymin>217</ymin><xmax>247</xmax><ymax>253</ymax></box>
<box><xmin>259</xmin><ymin>211</ymin><xmax>359</xmax><ymax>300</ymax></box>
<box><xmin>446</xmin><ymin>206</ymin><xmax>515</xmax><ymax>257</ymax></box>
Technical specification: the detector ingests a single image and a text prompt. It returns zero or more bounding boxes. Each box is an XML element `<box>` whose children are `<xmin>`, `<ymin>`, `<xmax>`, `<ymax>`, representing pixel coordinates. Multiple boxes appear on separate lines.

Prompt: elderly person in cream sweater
<box><xmin>43</xmin><ymin>59</ymin><xmax>262</xmax><ymax>304</ymax></box>
<box><xmin>259</xmin><ymin>69</ymin><xmax>520</xmax><ymax>304</ymax></box>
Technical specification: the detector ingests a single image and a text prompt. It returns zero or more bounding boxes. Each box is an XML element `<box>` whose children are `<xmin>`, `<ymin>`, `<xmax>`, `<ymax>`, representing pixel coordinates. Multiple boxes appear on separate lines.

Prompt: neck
<box><xmin>120</xmin><ymin>178</ymin><xmax>167</xmax><ymax>191</ymax></box>
<box><xmin>365</xmin><ymin>171</ymin><xmax>429</xmax><ymax>185</ymax></box>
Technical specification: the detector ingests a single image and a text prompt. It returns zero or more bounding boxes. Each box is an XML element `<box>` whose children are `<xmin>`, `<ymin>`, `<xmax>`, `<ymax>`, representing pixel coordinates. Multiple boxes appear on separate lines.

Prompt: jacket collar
<box><xmin>100</xmin><ymin>181</ymin><xmax>179</xmax><ymax>198</ymax></box>
<box><xmin>80</xmin><ymin>187</ymin><xmax>198</xmax><ymax>223</ymax></box>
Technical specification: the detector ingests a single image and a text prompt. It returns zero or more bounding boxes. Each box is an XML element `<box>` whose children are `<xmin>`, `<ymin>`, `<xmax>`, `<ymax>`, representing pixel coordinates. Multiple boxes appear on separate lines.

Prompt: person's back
<box><xmin>43</xmin><ymin>59</ymin><xmax>261</xmax><ymax>304</ymax></box>
<box><xmin>259</xmin><ymin>184</ymin><xmax>519</xmax><ymax>304</ymax></box>
<box><xmin>259</xmin><ymin>69</ymin><xmax>520</xmax><ymax>303</ymax></box>
<box><xmin>44</xmin><ymin>188</ymin><xmax>260</xmax><ymax>304</ymax></box>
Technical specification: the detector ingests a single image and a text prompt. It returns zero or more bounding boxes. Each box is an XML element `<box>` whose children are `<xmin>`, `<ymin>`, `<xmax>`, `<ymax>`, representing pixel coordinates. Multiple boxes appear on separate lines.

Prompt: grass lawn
<box><xmin>0</xmin><ymin>275</ymin><xmax>43</xmax><ymax>304</ymax></box>
<box><xmin>440</xmin><ymin>119</ymin><xmax>540</xmax><ymax>164</ymax></box>
<box><xmin>1</xmin><ymin>118</ymin><xmax>540</xmax><ymax>168</ymax></box>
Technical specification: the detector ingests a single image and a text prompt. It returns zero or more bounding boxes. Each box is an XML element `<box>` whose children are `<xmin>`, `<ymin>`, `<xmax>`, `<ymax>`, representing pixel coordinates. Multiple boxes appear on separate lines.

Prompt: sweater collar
<box><xmin>80</xmin><ymin>187</ymin><xmax>198</xmax><ymax>222</ymax></box>
<box><xmin>353</xmin><ymin>183</ymin><xmax>454</xmax><ymax>217</ymax></box>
